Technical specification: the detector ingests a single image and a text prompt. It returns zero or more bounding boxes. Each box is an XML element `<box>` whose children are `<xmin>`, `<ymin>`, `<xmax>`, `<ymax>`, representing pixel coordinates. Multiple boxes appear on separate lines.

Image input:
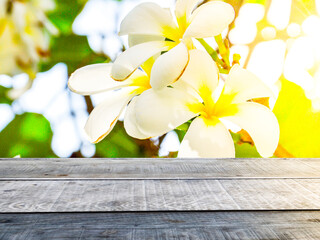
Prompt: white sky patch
<box><xmin>302</xmin><ymin>15</ymin><xmax>320</xmax><ymax>38</ymax></box>
<box><xmin>317</xmin><ymin>0</ymin><xmax>320</xmax><ymax>15</ymax></box>
<box><xmin>239</xmin><ymin>3</ymin><xmax>265</xmax><ymax>22</ymax></box>
<box><xmin>17</xmin><ymin>63</ymin><xmax>67</xmax><ymax>113</ymax></box>
<box><xmin>0</xmin><ymin>75</ymin><xmax>12</xmax><ymax>87</ymax></box>
<box><xmin>287</xmin><ymin>23</ymin><xmax>301</xmax><ymax>38</ymax></box>
<box><xmin>44</xmin><ymin>91</ymin><xmax>70</xmax><ymax>123</ymax></box>
<box><xmin>73</xmin><ymin>0</ymin><xmax>118</xmax><ymax>36</ymax></box>
<box><xmin>102</xmin><ymin>35</ymin><xmax>124</xmax><ymax>60</ymax></box>
<box><xmin>11</xmin><ymin>73</ymin><xmax>29</xmax><ymax>89</ymax></box>
<box><xmin>229</xmin><ymin>19</ymin><xmax>257</xmax><ymax>45</ymax></box>
<box><xmin>14</xmin><ymin>63</ymin><xmax>89</xmax><ymax>157</ymax></box>
<box><xmin>51</xmin><ymin>115</ymin><xmax>82</xmax><ymax>157</ymax></box>
<box><xmin>284</xmin><ymin>37</ymin><xmax>315</xmax><ymax>92</ymax></box>
<box><xmin>267</xmin><ymin>0</ymin><xmax>292</xmax><ymax>30</ymax></box>
<box><xmin>0</xmin><ymin>104</ymin><xmax>15</xmax><ymax>131</ymax></box>
<box><xmin>81</xmin><ymin>142</ymin><xmax>96</xmax><ymax>157</ymax></box>
<box><xmin>229</xmin><ymin>4</ymin><xmax>264</xmax><ymax>45</ymax></box>
<box><xmin>247</xmin><ymin>40</ymin><xmax>286</xmax><ymax>95</ymax></box>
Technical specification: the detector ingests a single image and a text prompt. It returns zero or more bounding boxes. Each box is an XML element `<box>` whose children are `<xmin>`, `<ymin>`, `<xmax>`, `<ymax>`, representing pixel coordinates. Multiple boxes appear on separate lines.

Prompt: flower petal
<box><xmin>124</xmin><ymin>96</ymin><xmax>151</xmax><ymax>139</ymax></box>
<box><xmin>224</xmin><ymin>64</ymin><xmax>274</xmax><ymax>104</ymax></box>
<box><xmin>111</xmin><ymin>41</ymin><xmax>169</xmax><ymax>81</ymax></box>
<box><xmin>184</xmin><ymin>1</ymin><xmax>235</xmax><ymax>38</ymax></box>
<box><xmin>128</xmin><ymin>35</ymin><xmax>165</xmax><ymax>47</ymax></box>
<box><xmin>178</xmin><ymin>117</ymin><xmax>235</xmax><ymax>158</ymax></box>
<box><xmin>119</xmin><ymin>2</ymin><xmax>176</xmax><ymax>36</ymax></box>
<box><xmin>175</xmin><ymin>49</ymin><xmax>219</xmax><ymax>93</ymax></box>
<box><xmin>150</xmin><ymin>42</ymin><xmax>189</xmax><ymax>90</ymax></box>
<box><xmin>222</xmin><ymin>102</ymin><xmax>280</xmax><ymax>158</ymax></box>
<box><xmin>84</xmin><ymin>88</ymin><xmax>134</xmax><ymax>143</ymax></box>
<box><xmin>134</xmin><ymin>88</ymin><xmax>198</xmax><ymax>138</ymax></box>
<box><xmin>175</xmin><ymin>0</ymin><xmax>201</xmax><ymax>22</ymax></box>
<box><xmin>68</xmin><ymin>63</ymin><xmax>129</xmax><ymax>95</ymax></box>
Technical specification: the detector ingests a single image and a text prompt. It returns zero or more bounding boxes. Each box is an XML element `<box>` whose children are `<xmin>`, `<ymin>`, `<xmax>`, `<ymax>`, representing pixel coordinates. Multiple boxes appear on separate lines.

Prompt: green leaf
<box><xmin>41</xmin><ymin>0</ymin><xmax>107</xmax><ymax>75</ymax></box>
<box><xmin>0</xmin><ymin>113</ymin><xmax>56</xmax><ymax>157</ymax></box>
<box><xmin>95</xmin><ymin>122</ymin><xmax>145</xmax><ymax>158</ymax></box>
<box><xmin>40</xmin><ymin>33</ymin><xmax>106</xmax><ymax>75</ymax></box>
<box><xmin>273</xmin><ymin>79</ymin><xmax>320</xmax><ymax>157</ymax></box>
<box><xmin>48</xmin><ymin>0</ymin><xmax>87</xmax><ymax>34</ymax></box>
<box><xmin>230</xmin><ymin>132</ymin><xmax>261</xmax><ymax>158</ymax></box>
<box><xmin>234</xmin><ymin>142</ymin><xmax>261</xmax><ymax>158</ymax></box>
<box><xmin>0</xmin><ymin>86</ymin><xmax>13</xmax><ymax>105</ymax></box>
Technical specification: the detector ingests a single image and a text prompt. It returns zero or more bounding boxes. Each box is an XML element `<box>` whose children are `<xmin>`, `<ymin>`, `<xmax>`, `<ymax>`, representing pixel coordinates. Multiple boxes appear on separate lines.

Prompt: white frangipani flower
<box><xmin>111</xmin><ymin>0</ymin><xmax>235</xmax><ymax>90</ymax></box>
<box><xmin>0</xmin><ymin>0</ymin><xmax>57</xmax><ymax>76</ymax></box>
<box><xmin>68</xmin><ymin>58</ymin><xmax>175</xmax><ymax>143</ymax></box>
<box><xmin>128</xmin><ymin>50</ymin><xmax>280</xmax><ymax>158</ymax></box>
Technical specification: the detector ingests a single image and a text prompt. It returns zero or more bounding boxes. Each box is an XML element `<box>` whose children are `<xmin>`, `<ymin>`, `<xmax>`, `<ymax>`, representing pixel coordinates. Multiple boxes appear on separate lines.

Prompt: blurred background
<box><xmin>0</xmin><ymin>0</ymin><xmax>320</xmax><ymax>158</ymax></box>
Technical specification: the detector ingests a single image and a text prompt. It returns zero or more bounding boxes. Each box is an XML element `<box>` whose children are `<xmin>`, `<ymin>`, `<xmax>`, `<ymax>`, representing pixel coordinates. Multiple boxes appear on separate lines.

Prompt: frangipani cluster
<box><xmin>69</xmin><ymin>0</ymin><xmax>280</xmax><ymax>158</ymax></box>
<box><xmin>111</xmin><ymin>0</ymin><xmax>234</xmax><ymax>89</ymax></box>
<box><xmin>0</xmin><ymin>0</ymin><xmax>57</xmax><ymax>76</ymax></box>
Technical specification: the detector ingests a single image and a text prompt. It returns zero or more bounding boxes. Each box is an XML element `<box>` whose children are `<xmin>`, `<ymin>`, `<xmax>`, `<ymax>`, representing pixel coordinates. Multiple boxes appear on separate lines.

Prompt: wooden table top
<box><xmin>1</xmin><ymin>158</ymin><xmax>320</xmax><ymax>239</ymax></box>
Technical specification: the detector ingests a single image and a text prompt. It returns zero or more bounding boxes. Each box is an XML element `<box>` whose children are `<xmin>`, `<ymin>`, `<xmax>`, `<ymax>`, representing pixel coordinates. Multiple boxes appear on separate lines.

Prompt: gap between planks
<box><xmin>2</xmin><ymin>177</ymin><xmax>320</xmax><ymax>181</ymax></box>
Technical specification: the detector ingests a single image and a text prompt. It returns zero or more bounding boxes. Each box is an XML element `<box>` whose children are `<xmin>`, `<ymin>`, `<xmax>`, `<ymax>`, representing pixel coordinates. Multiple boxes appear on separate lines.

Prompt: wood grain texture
<box><xmin>1</xmin><ymin>178</ymin><xmax>320</xmax><ymax>212</ymax></box>
<box><xmin>2</xmin><ymin>158</ymin><xmax>320</xmax><ymax>239</ymax></box>
<box><xmin>1</xmin><ymin>211</ymin><xmax>320</xmax><ymax>239</ymax></box>
<box><xmin>1</xmin><ymin>158</ymin><xmax>320</xmax><ymax>179</ymax></box>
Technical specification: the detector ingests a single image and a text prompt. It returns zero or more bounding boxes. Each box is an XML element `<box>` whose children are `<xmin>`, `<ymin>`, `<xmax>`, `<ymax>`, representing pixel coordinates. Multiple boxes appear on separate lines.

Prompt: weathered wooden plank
<box><xmin>1</xmin><ymin>211</ymin><xmax>320</xmax><ymax>239</ymax></box>
<box><xmin>1</xmin><ymin>179</ymin><xmax>320</xmax><ymax>212</ymax></box>
<box><xmin>1</xmin><ymin>158</ymin><xmax>320</xmax><ymax>179</ymax></box>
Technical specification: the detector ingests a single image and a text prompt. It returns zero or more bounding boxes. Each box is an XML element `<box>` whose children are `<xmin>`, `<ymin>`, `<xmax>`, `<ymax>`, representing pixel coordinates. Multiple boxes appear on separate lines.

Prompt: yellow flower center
<box><xmin>129</xmin><ymin>74</ymin><xmax>151</xmax><ymax>95</ymax></box>
<box><xmin>187</xmin><ymin>85</ymin><xmax>239</xmax><ymax>126</ymax></box>
<box><xmin>161</xmin><ymin>15</ymin><xmax>194</xmax><ymax>50</ymax></box>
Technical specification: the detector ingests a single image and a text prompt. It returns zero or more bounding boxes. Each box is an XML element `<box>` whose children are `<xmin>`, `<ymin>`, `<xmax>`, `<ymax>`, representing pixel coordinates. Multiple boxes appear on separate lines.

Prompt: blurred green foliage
<box><xmin>231</xmin><ymin>132</ymin><xmax>261</xmax><ymax>158</ymax></box>
<box><xmin>0</xmin><ymin>113</ymin><xmax>56</xmax><ymax>157</ymax></box>
<box><xmin>95</xmin><ymin>122</ymin><xmax>145</xmax><ymax>158</ymax></box>
<box><xmin>47</xmin><ymin>0</ymin><xmax>87</xmax><ymax>34</ymax></box>
<box><xmin>0</xmin><ymin>86</ymin><xmax>12</xmax><ymax>105</ymax></box>
<box><xmin>40</xmin><ymin>34</ymin><xmax>107</xmax><ymax>75</ymax></box>
<box><xmin>1</xmin><ymin>0</ymin><xmax>320</xmax><ymax>158</ymax></box>
<box><xmin>41</xmin><ymin>0</ymin><xmax>107</xmax><ymax>75</ymax></box>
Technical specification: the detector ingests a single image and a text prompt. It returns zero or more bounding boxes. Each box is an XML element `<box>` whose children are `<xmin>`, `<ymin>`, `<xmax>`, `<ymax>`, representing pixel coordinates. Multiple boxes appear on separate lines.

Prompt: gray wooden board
<box><xmin>1</xmin><ymin>211</ymin><xmax>320</xmax><ymax>239</ymax></box>
<box><xmin>2</xmin><ymin>158</ymin><xmax>320</xmax><ymax>239</ymax></box>
<box><xmin>1</xmin><ymin>158</ymin><xmax>320</xmax><ymax>179</ymax></box>
<box><xmin>2</xmin><ymin>179</ymin><xmax>320</xmax><ymax>212</ymax></box>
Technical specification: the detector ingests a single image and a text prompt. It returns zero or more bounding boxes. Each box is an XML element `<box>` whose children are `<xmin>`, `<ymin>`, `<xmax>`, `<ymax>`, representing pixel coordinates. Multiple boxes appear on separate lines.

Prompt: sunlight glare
<box><xmin>261</xmin><ymin>26</ymin><xmax>277</xmax><ymax>40</ymax></box>
<box><xmin>247</xmin><ymin>40</ymin><xmax>286</xmax><ymax>94</ymax></box>
<box><xmin>284</xmin><ymin>37</ymin><xmax>315</xmax><ymax>92</ymax></box>
<box><xmin>302</xmin><ymin>15</ymin><xmax>320</xmax><ymax>38</ymax></box>
<box><xmin>286</xmin><ymin>23</ymin><xmax>301</xmax><ymax>38</ymax></box>
<box><xmin>229</xmin><ymin>4</ymin><xmax>264</xmax><ymax>45</ymax></box>
<box><xmin>267</xmin><ymin>0</ymin><xmax>292</xmax><ymax>30</ymax></box>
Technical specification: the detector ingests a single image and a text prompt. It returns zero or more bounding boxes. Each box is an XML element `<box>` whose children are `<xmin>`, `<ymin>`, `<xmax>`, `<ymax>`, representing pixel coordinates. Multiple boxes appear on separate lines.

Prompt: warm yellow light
<box><xmin>261</xmin><ymin>26</ymin><xmax>276</xmax><ymax>40</ymax></box>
